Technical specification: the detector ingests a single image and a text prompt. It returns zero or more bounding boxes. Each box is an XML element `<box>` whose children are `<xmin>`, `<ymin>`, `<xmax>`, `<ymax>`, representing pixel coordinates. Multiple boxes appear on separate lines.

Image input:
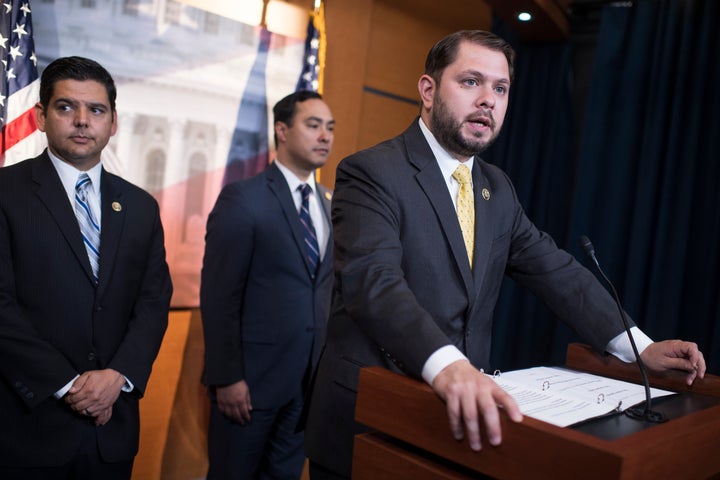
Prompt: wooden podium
<box><xmin>352</xmin><ymin>344</ymin><xmax>720</xmax><ymax>479</ymax></box>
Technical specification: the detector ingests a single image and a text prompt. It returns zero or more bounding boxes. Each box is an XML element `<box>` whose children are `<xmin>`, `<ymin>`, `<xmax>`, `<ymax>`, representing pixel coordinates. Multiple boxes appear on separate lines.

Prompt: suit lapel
<box><xmin>96</xmin><ymin>170</ymin><xmax>125</xmax><ymax>295</ymax></box>
<box><xmin>266</xmin><ymin>162</ymin><xmax>318</xmax><ymax>279</ymax></box>
<box><xmin>316</xmin><ymin>184</ymin><xmax>333</xmax><ymax>279</ymax></box>
<box><xmin>403</xmin><ymin>124</ymin><xmax>475</xmax><ymax>297</ymax></box>
<box><xmin>469</xmin><ymin>161</ymin><xmax>494</xmax><ymax>295</ymax></box>
<box><xmin>32</xmin><ymin>153</ymin><xmax>96</xmax><ymax>284</ymax></box>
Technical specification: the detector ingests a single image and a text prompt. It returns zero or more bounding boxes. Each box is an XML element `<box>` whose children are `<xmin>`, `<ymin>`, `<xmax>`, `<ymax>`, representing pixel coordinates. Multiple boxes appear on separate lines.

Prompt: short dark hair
<box><xmin>425</xmin><ymin>30</ymin><xmax>515</xmax><ymax>84</ymax></box>
<box><xmin>273</xmin><ymin>90</ymin><xmax>323</xmax><ymax>126</ymax></box>
<box><xmin>39</xmin><ymin>56</ymin><xmax>117</xmax><ymax>112</ymax></box>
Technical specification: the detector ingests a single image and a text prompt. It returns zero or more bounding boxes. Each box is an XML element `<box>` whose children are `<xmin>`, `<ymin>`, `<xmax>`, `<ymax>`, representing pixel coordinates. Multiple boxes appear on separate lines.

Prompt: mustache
<box><xmin>466</xmin><ymin>109</ymin><xmax>496</xmax><ymax>130</ymax></box>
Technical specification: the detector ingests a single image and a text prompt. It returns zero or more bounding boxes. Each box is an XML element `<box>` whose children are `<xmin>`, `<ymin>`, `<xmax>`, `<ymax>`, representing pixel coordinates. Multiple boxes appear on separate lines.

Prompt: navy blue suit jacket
<box><xmin>304</xmin><ymin>120</ymin><xmax>631</xmax><ymax>475</ymax></box>
<box><xmin>0</xmin><ymin>151</ymin><xmax>172</xmax><ymax>467</ymax></box>
<box><xmin>200</xmin><ymin>161</ymin><xmax>333</xmax><ymax>408</ymax></box>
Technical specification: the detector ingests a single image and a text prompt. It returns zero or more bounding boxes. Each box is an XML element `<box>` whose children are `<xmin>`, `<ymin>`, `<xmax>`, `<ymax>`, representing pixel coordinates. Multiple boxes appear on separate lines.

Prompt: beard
<box><xmin>430</xmin><ymin>94</ymin><xmax>498</xmax><ymax>158</ymax></box>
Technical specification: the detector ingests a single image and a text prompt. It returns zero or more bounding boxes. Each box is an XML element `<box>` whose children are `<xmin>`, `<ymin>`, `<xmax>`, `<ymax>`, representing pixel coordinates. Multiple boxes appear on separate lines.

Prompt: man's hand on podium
<box><xmin>640</xmin><ymin>340</ymin><xmax>707</xmax><ymax>386</ymax></box>
<box><xmin>432</xmin><ymin>359</ymin><xmax>523</xmax><ymax>452</ymax></box>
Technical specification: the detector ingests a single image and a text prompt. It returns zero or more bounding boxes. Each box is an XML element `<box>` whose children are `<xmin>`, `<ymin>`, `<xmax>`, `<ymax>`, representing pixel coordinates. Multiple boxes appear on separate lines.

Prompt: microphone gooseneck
<box><xmin>578</xmin><ymin>235</ymin><xmax>666</xmax><ymax>423</ymax></box>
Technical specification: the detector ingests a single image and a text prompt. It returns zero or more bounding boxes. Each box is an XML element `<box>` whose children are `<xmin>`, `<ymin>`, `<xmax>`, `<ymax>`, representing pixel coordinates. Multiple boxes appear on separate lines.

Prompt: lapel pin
<box><xmin>324</xmin><ymin>191</ymin><xmax>332</xmax><ymax>201</ymax></box>
<box><xmin>112</xmin><ymin>201</ymin><xmax>122</xmax><ymax>212</ymax></box>
<box><xmin>482</xmin><ymin>188</ymin><xmax>491</xmax><ymax>201</ymax></box>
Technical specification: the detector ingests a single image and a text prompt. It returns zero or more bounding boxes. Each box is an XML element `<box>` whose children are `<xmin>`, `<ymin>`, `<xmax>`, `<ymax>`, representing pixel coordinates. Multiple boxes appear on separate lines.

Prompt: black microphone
<box><xmin>579</xmin><ymin>235</ymin><xmax>666</xmax><ymax>423</ymax></box>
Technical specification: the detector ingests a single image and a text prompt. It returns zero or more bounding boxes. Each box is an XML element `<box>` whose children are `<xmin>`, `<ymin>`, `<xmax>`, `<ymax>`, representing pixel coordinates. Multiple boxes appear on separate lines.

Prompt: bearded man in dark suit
<box><xmin>304</xmin><ymin>30</ymin><xmax>706</xmax><ymax>479</ymax></box>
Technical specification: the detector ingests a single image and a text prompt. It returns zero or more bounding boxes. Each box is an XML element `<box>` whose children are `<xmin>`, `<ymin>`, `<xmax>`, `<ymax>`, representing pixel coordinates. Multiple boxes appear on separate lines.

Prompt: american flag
<box><xmin>295</xmin><ymin>2</ymin><xmax>325</xmax><ymax>94</ymax></box>
<box><xmin>0</xmin><ymin>0</ymin><xmax>43</xmax><ymax>167</ymax></box>
<box><xmin>222</xmin><ymin>27</ymin><xmax>271</xmax><ymax>187</ymax></box>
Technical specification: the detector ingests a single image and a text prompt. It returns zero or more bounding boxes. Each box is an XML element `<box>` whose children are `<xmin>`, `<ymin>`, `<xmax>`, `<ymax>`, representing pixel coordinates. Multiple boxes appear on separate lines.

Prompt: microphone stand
<box><xmin>579</xmin><ymin>236</ymin><xmax>667</xmax><ymax>423</ymax></box>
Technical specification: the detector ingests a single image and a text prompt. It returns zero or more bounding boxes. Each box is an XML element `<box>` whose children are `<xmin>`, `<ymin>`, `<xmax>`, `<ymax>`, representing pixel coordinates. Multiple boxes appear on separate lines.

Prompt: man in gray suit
<box><xmin>304</xmin><ymin>30</ymin><xmax>706</xmax><ymax>479</ymax></box>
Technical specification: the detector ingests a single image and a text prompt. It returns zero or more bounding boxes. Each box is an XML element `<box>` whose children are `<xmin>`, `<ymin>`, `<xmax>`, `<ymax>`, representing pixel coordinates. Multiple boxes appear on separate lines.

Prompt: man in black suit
<box><xmin>304</xmin><ymin>30</ymin><xmax>706</xmax><ymax>478</ymax></box>
<box><xmin>0</xmin><ymin>57</ymin><xmax>172</xmax><ymax>479</ymax></box>
<box><xmin>201</xmin><ymin>90</ymin><xmax>335</xmax><ymax>479</ymax></box>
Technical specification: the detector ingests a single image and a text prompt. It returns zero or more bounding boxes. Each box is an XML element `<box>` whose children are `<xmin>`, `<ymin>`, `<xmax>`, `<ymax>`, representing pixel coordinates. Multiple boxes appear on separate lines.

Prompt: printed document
<box><xmin>492</xmin><ymin>366</ymin><xmax>676</xmax><ymax>427</ymax></box>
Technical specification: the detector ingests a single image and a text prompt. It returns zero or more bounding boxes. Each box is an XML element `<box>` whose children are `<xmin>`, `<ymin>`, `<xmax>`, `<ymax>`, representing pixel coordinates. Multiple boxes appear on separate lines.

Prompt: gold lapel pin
<box><xmin>482</xmin><ymin>188</ymin><xmax>491</xmax><ymax>201</ymax></box>
<box><xmin>324</xmin><ymin>191</ymin><xmax>332</xmax><ymax>201</ymax></box>
<box><xmin>112</xmin><ymin>201</ymin><xmax>122</xmax><ymax>212</ymax></box>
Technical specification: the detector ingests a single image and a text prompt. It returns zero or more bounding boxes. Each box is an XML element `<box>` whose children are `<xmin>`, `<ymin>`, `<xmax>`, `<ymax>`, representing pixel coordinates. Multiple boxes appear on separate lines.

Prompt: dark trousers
<box><xmin>207</xmin><ymin>392</ymin><xmax>305</xmax><ymax>480</ymax></box>
<box><xmin>308</xmin><ymin>460</ymin><xmax>350</xmax><ymax>480</ymax></box>
<box><xmin>0</xmin><ymin>423</ymin><xmax>133</xmax><ymax>480</ymax></box>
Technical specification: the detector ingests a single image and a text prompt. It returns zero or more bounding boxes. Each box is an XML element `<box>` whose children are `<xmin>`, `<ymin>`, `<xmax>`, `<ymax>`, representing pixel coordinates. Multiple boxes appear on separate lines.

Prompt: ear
<box><xmin>418</xmin><ymin>74</ymin><xmax>436</xmax><ymax>111</ymax></box>
<box><xmin>34</xmin><ymin>102</ymin><xmax>46</xmax><ymax>132</ymax></box>
<box><xmin>110</xmin><ymin>110</ymin><xmax>118</xmax><ymax>136</ymax></box>
<box><xmin>275</xmin><ymin>121</ymin><xmax>288</xmax><ymax>143</ymax></box>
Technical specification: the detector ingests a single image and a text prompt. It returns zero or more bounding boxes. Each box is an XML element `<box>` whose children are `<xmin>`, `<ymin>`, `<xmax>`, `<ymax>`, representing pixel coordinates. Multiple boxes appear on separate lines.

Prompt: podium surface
<box><xmin>353</xmin><ymin>344</ymin><xmax>720</xmax><ymax>479</ymax></box>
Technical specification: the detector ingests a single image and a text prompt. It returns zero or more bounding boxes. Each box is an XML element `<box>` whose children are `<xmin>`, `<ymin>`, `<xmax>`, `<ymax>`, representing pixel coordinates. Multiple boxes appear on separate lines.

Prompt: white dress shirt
<box><xmin>274</xmin><ymin>158</ymin><xmax>330</xmax><ymax>260</ymax></box>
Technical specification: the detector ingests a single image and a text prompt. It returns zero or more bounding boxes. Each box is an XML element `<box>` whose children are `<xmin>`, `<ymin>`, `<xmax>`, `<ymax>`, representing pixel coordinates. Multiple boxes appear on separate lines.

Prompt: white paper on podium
<box><xmin>491</xmin><ymin>366</ymin><xmax>676</xmax><ymax>427</ymax></box>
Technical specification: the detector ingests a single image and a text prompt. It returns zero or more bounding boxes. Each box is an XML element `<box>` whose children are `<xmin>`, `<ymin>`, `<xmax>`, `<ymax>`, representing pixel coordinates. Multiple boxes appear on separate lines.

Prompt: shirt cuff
<box><xmin>421</xmin><ymin>345</ymin><xmax>468</xmax><ymax>385</ymax></box>
<box><xmin>606</xmin><ymin>326</ymin><xmax>654</xmax><ymax>362</ymax></box>
<box><xmin>121</xmin><ymin>375</ymin><xmax>134</xmax><ymax>393</ymax></box>
<box><xmin>54</xmin><ymin>374</ymin><xmax>79</xmax><ymax>399</ymax></box>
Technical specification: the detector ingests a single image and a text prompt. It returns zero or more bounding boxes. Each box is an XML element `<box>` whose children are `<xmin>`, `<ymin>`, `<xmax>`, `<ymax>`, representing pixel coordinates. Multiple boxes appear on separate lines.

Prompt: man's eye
<box><xmin>463</xmin><ymin>79</ymin><xmax>478</xmax><ymax>87</ymax></box>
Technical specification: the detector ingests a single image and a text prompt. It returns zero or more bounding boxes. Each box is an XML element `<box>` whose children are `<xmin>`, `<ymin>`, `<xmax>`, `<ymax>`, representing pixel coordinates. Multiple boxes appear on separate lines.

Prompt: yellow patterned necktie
<box><xmin>452</xmin><ymin>164</ymin><xmax>474</xmax><ymax>267</ymax></box>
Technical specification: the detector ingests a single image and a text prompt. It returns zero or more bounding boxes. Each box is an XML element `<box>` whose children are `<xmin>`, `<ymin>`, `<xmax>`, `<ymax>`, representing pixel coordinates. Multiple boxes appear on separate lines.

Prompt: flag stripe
<box><xmin>1</xmin><ymin>0</ymin><xmax>42</xmax><ymax>167</ymax></box>
<box><xmin>1</xmin><ymin>106</ymin><xmax>36</xmax><ymax>152</ymax></box>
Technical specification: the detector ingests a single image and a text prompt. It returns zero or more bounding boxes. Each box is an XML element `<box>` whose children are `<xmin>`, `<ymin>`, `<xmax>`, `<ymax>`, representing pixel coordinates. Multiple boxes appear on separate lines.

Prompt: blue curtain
<box><xmin>488</xmin><ymin>0</ymin><xmax>720</xmax><ymax>372</ymax></box>
<box><xmin>484</xmin><ymin>19</ymin><xmax>580</xmax><ymax>370</ymax></box>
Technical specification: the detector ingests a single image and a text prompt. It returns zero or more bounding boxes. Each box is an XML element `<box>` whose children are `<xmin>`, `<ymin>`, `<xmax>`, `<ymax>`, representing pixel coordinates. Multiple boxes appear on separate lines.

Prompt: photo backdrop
<box><xmin>12</xmin><ymin>0</ymin><xmax>308</xmax><ymax>307</ymax></box>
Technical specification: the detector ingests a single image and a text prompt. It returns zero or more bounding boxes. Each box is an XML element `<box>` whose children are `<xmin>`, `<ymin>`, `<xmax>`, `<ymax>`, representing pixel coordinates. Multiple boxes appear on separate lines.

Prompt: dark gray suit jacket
<box><xmin>304</xmin><ymin>120</ymin><xmax>630</xmax><ymax>475</ymax></box>
<box><xmin>0</xmin><ymin>151</ymin><xmax>172</xmax><ymax>467</ymax></box>
<box><xmin>200</xmin><ymin>161</ymin><xmax>333</xmax><ymax>408</ymax></box>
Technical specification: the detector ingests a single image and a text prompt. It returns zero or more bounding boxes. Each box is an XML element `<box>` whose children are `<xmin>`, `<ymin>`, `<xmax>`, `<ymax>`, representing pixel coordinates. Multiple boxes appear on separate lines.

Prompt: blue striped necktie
<box><xmin>298</xmin><ymin>184</ymin><xmax>320</xmax><ymax>278</ymax></box>
<box><xmin>75</xmin><ymin>173</ymin><xmax>101</xmax><ymax>283</ymax></box>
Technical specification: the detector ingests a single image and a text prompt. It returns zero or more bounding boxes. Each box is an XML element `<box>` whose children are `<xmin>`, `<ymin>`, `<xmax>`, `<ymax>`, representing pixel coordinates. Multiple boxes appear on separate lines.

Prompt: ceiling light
<box><xmin>517</xmin><ymin>12</ymin><xmax>532</xmax><ymax>22</ymax></box>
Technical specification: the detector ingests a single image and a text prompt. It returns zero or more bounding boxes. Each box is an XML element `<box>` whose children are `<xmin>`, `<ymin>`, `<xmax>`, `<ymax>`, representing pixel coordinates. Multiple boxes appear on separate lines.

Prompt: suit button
<box><xmin>96</xmin><ymin>306</ymin><xmax>103</xmax><ymax>312</ymax></box>
<box><xmin>306</xmin><ymin>326</ymin><xmax>314</xmax><ymax>332</ymax></box>
<box><xmin>88</xmin><ymin>352</ymin><xmax>96</xmax><ymax>361</ymax></box>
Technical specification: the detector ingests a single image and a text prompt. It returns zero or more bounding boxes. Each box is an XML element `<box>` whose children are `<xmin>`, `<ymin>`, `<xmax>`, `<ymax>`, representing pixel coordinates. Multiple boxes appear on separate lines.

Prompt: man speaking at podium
<box><xmin>304</xmin><ymin>30</ymin><xmax>706</xmax><ymax>479</ymax></box>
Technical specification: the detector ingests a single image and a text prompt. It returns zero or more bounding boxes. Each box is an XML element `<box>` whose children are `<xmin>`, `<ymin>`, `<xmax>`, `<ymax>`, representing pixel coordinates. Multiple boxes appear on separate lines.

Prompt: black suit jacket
<box><xmin>200</xmin><ymin>161</ymin><xmax>333</xmax><ymax>408</ymax></box>
<box><xmin>304</xmin><ymin>120</ymin><xmax>631</xmax><ymax>475</ymax></box>
<box><xmin>0</xmin><ymin>151</ymin><xmax>172</xmax><ymax>467</ymax></box>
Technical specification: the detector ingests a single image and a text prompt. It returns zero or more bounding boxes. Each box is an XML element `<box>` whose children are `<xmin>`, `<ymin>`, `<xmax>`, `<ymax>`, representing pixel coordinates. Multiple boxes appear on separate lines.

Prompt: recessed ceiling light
<box><xmin>518</xmin><ymin>12</ymin><xmax>532</xmax><ymax>22</ymax></box>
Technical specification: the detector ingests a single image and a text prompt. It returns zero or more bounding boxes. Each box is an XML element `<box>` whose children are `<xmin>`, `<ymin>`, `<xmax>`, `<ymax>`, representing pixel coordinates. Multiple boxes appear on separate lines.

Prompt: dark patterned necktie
<box><xmin>298</xmin><ymin>184</ymin><xmax>320</xmax><ymax>277</ymax></box>
<box><xmin>75</xmin><ymin>173</ymin><xmax>101</xmax><ymax>282</ymax></box>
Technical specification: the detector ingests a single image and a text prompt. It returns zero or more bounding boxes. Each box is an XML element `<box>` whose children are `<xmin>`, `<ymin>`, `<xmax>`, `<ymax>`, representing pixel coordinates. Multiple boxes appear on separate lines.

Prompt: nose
<box><xmin>318</xmin><ymin>126</ymin><xmax>332</xmax><ymax>143</ymax></box>
<box><xmin>476</xmin><ymin>85</ymin><xmax>496</xmax><ymax>110</ymax></box>
<box><xmin>74</xmin><ymin>108</ymin><xmax>89</xmax><ymax>127</ymax></box>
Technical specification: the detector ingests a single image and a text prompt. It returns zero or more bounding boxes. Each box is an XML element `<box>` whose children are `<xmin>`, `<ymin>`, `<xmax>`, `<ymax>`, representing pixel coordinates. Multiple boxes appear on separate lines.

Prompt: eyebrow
<box><xmin>305</xmin><ymin>116</ymin><xmax>335</xmax><ymax>126</ymax></box>
<box><xmin>460</xmin><ymin>69</ymin><xmax>511</xmax><ymax>86</ymax></box>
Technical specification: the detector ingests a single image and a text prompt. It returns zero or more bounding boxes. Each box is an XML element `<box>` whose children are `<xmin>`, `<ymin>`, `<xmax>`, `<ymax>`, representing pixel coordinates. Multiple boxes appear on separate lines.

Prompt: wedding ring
<box><xmin>85</xmin><ymin>408</ymin><xmax>91</xmax><ymax>415</ymax></box>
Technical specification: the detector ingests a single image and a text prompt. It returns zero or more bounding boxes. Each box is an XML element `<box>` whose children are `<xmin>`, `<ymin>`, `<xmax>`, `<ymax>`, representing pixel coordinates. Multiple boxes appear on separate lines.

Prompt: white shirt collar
<box><xmin>273</xmin><ymin>158</ymin><xmax>318</xmax><ymax>195</ymax></box>
<box><xmin>47</xmin><ymin>149</ymin><xmax>103</xmax><ymax>202</ymax></box>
